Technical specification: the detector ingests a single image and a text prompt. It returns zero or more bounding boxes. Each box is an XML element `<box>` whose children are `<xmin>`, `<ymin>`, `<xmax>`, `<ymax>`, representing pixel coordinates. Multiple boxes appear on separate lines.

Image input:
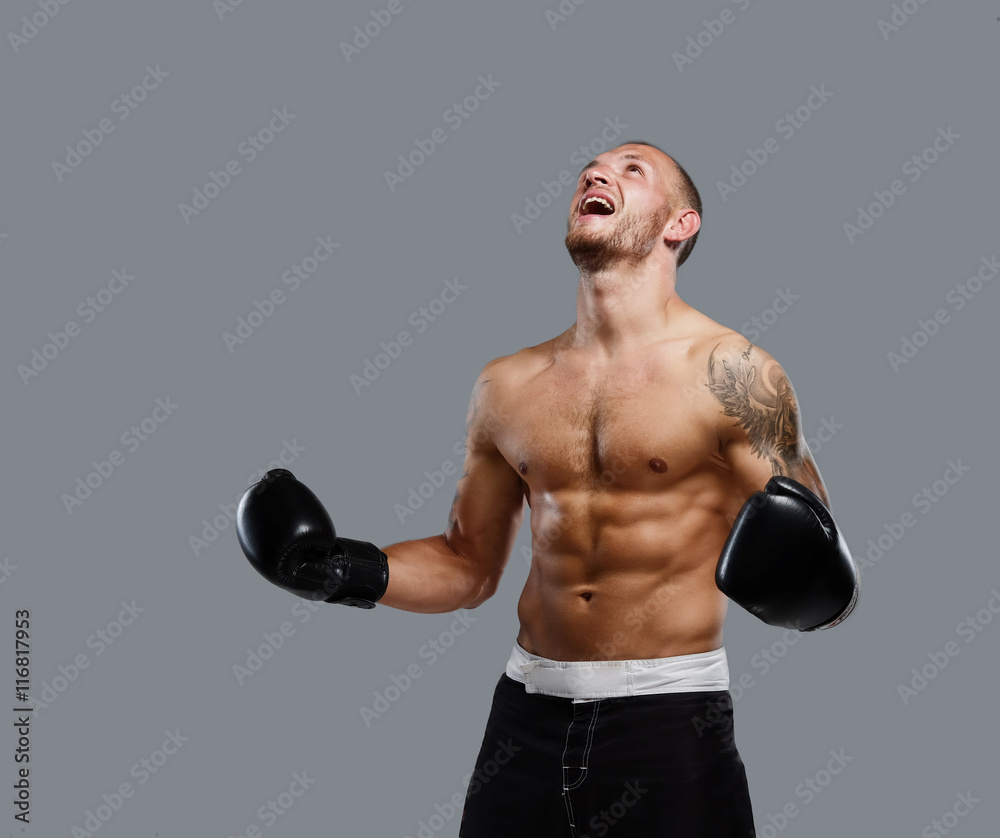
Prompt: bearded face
<box><xmin>565</xmin><ymin>198</ymin><xmax>672</xmax><ymax>274</ymax></box>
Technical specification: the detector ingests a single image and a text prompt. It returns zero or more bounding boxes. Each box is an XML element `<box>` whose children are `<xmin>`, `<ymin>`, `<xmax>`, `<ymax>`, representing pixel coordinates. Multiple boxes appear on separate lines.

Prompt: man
<box><xmin>236</xmin><ymin>141</ymin><xmax>858</xmax><ymax>836</ymax></box>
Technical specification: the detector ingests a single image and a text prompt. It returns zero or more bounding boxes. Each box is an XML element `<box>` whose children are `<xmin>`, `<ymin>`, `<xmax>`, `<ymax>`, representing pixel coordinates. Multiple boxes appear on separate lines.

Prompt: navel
<box><xmin>648</xmin><ymin>457</ymin><xmax>668</xmax><ymax>473</ymax></box>
<box><xmin>580</xmin><ymin>591</ymin><xmax>592</xmax><ymax>602</ymax></box>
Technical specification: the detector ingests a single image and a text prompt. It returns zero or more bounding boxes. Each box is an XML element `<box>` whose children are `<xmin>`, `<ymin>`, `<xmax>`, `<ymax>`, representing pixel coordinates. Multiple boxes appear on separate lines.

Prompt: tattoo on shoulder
<box><xmin>706</xmin><ymin>342</ymin><xmax>799</xmax><ymax>476</ymax></box>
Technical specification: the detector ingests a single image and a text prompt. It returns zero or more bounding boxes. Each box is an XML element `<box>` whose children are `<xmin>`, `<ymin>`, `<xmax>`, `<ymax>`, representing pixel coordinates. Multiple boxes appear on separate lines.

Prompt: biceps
<box><xmin>725</xmin><ymin>432</ymin><xmax>830</xmax><ymax>507</ymax></box>
<box><xmin>444</xmin><ymin>444</ymin><xmax>525</xmax><ymax>570</ymax></box>
<box><xmin>708</xmin><ymin>342</ymin><xmax>829</xmax><ymax>504</ymax></box>
<box><xmin>786</xmin><ymin>447</ymin><xmax>828</xmax><ymax>506</ymax></box>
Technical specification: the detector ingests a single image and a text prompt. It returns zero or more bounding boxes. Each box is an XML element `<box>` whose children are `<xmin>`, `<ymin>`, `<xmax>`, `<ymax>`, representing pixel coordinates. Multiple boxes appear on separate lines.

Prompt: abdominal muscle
<box><xmin>515</xmin><ymin>488</ymin><xmax>730</xmax><ymax>662</ymax></box>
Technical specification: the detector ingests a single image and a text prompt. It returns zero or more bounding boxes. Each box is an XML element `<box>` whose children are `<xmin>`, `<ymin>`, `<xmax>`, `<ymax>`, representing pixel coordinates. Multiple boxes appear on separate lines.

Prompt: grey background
<box><xmin>3</xmin><ymin>0</ymin><xmax>998</xmax><ymax>835</ymax></box>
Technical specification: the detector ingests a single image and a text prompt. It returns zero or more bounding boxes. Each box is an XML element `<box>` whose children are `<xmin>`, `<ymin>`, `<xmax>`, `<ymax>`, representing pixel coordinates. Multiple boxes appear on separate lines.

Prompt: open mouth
<box><xmin>579</xmin><ymin>193</ymin><xmax>616</xmax><ymax>217</ymax></box>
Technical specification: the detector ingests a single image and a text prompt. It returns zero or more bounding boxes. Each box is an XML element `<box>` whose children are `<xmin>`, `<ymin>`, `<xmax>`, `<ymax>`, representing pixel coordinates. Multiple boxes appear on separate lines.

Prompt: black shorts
<box><xmin>459</xmin><ymin>674</ymin><xmax>756</xmax><ymax>837</ymax></box>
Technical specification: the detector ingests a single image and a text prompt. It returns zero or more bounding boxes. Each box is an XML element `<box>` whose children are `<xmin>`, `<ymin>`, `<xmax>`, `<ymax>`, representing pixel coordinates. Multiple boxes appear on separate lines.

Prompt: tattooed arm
<box><xmin>707</xmin><ymin>338</ymin><xmax>831</xmax><ymax>508</ymax></box>
<box><xmin>707</xmin><ymin>337</ymin><xmax>859</xmax><ymax>630</ymax></box>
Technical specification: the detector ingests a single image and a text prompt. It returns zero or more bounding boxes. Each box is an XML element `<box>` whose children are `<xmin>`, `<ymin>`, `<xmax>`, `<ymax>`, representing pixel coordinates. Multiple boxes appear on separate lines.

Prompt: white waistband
<box><xmin>506</xmin><ymin>640</ymin><xmax>729</xmax><ymax>701</ymax></box>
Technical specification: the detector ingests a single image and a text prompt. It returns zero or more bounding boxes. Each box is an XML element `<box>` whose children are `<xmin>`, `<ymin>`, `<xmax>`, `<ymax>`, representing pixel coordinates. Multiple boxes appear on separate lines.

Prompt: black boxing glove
<box><xmin>715</xmin><ymin>476</ymin><xmax>859</xmax><ymax>631</ymax></box>
<box><xmin>236</xmin><ymin>469</ymin><xmax>388</xmax><ymax>609</ymax></box>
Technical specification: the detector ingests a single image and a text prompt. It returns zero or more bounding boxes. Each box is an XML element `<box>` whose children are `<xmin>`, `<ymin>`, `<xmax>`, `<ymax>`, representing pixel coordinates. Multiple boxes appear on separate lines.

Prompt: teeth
<box><xmin>583</xmin><ymin>196</ymin><xmax>613</xmax><ymax>213</ymax></box>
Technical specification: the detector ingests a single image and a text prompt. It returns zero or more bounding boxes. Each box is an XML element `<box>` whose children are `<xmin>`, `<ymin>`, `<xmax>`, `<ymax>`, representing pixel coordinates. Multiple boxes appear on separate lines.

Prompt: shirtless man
<box><xmin>236</xmin><ymin>141</ymin><xmax>858</xmax><ymax>836</ymax></box>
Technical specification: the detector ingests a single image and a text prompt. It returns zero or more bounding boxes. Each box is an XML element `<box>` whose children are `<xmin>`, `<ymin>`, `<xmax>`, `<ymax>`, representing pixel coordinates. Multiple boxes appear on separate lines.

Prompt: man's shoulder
<box><xmin>691</xmin><ymin>327</ymin><xmax>781</xmax><ymax>372</ymax></box>
<box><xmin>465</xmin><ymin>345</ymin><xmax>551</xmax><ymax>439</ymax></box>
<box><xmin>683</xmin><ymin>318</ymin><xmax>747</xmax><ymax>366</ymax></box>
<box><xmin>681</xmin><ymin>325</ymin><xmax>796</xmax><ymax>435</ymax></box>
<box><xmin>478</xmin><ymin>338</ymin><xmax>557</xmax><ymax>383</ymax></box>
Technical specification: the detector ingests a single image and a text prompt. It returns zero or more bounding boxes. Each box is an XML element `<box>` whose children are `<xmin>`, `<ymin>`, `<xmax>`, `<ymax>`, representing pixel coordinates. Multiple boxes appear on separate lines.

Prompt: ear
<box><xmin>662</xmin><ymin>207</ymin><xmax>701</xmax><ymax>248</ymax></box>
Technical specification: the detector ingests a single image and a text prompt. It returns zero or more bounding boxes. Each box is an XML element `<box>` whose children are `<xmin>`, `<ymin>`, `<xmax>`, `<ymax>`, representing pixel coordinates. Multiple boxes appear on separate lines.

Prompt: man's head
<box><xmin>565</xmin><ymin>141</ymin><xmax>702</xmax><ymax>274</ymax></box>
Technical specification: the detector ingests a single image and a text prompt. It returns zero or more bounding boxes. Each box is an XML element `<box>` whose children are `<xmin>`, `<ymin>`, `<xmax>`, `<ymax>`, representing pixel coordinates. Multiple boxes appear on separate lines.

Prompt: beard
<box><xmin>564</xmin><ymin>203</ymin><xmax>672</xmax><ymax>275</ymax></box>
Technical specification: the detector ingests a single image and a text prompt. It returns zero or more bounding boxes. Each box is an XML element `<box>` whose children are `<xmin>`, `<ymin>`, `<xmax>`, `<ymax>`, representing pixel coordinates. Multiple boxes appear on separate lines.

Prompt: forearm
<box><xmin>378</xmin><ymin>534</ymin><xmax>488</xmax><ymax>613</ymax></box>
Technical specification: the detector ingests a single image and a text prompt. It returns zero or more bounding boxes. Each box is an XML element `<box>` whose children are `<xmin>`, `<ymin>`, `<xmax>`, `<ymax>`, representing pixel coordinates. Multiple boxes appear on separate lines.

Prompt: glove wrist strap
<box><xmin>806</xmin><ymin>582</ymin><xmax>860</xmax><ymax>631</ymax></box>
<box><xmin>324</xmin><ymin>537</ymin><xmax>389</xmax><ymax>609</ymax></box>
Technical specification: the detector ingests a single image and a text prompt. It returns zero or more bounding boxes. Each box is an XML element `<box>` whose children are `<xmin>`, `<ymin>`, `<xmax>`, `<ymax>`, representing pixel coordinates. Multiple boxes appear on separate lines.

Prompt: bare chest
<box><xmin>493</xmin><ymin>357</ymin><xmax>720</xmax><ymax>492</ymax></box>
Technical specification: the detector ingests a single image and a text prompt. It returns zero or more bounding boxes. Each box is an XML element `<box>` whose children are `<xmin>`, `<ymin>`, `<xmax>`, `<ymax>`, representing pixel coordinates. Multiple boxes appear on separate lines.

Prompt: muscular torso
<box><xmin>492</xmin><ymin>320</ymin><xmax>752</xmax><ymax>661</ymax></box>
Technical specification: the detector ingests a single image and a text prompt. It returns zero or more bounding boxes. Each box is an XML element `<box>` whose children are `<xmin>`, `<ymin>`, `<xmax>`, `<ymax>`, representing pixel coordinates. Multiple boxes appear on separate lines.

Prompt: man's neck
<box><xmin>570</xmin><ymin>263</ymin><xmax>689</xmax><ymax>357</ymax></box>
